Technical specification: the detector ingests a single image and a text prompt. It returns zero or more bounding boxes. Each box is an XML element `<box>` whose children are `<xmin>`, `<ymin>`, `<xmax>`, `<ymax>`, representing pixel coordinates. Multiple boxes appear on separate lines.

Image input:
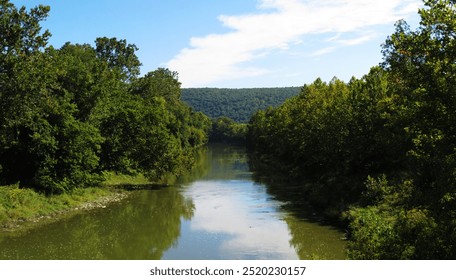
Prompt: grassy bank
<box><xmin>101</xmin><ymin>172</ymin><xmax>150</xmax><ymax>186</ymax></box>
<box><xmin>0</xmin><ymin>172</ymin><xmax>150</xmax><ymax>230</ymax></box>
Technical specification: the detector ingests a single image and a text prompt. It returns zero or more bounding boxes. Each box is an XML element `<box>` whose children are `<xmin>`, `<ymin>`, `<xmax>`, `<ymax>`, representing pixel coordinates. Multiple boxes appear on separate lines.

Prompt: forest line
<box><xmin>0</xmin><ymin>1</ymin><xmax>210</xmax><ymax>195</ymax></box>
<box><xmin>181</xmin><ymin>87</ymin><xmax>301</xmax><ymax>123</ymax></box>
<box><xmin>248</xmin><ymin>0</ymin><xmax>456</xmax><ymax>259</ymax></box>
<box><xmin>0</xmin><ymin>0</ymin><xmax>211</xmax><ymax>226</ymax></box>
<box><xmin>2</xmin><ymin>0</ymin><xmax>456</xmax><ymax>260</ymax></box>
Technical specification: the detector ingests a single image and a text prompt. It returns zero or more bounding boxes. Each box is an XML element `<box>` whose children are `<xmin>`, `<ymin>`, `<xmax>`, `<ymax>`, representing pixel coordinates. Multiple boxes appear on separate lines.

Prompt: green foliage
<box><xmin>347</xmin><ymin>177</ymin><xmax>440</xmax><ymax>259</ymax></box>
<box><xmin>210</xmin><ymin>116</ymin><xmax>247</xmax><ymax>143</ymax></box>
<box><xmin>95</xmin><ymin>37</ymin><xmax>141</xmax><ymax>82</ymax></box>
<box><xmin>248</xmin><ymin>73</ymin><xmax>396</xmax><ymax>213</ymax></box>
<box><xmin>0</xmin><ymin>0</ymin><xmax>50</xmax><ymax>58</ymax></box>
<box><xmin>346</xmin><ymin>206</ymin><xmax>399</xmax><ymax>259</ymax></box>
<box><xmin>181</xmin><ymin>87</ymin><xmax>301</xmax><ymax>123</ymax></box>
<box><xmin>0</xmin><ymin>183</ymin><xmax>113</xmax><ymax>227</ymax></box>
<box><xmin>0</xmin><ymin>43</ymin><xmax>104</xmax><ymax>193</ymax></box>
<box><xmin>377</xmin><ymin>0</ymin><xmax>456</xmax><ymax>259</ymax></box>
<box><xmin>101</xmin><ymin>172</ymin><xmax>149</xmax><ymax>186</ymax></box>
<box><xmin>248</xmin><ymin>0</ymin><xmax>456</xmax><ymax>259</ymax></box>
<box><xmin>0</xmin><ymin>0</ymin><xmax>210</xmax><ymax>194</ymax></box>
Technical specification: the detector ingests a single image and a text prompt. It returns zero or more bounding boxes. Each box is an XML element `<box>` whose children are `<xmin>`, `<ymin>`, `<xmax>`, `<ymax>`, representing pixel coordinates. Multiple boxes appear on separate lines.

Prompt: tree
<box><xmin>132</xmin><ymin>68</ymin><xmax>181</xmax><ymax>102</ymax></box>
<box><xmin>210</xmin><ymin>116</ymin><xmax>247</xmax><ymax>143</ymax></box>
<box><xmin>95</xmin><ymin>37</ymin><xmax>141</xmax><ymax>82</ymax></box>
<box><xmin>0</xmin><ymin>0</ymin><xmax>50</xmax><ymax>58</ymax></box>
<box><xmin>1</xmin><ymin>0</ymin><xmax>211</xmax><ymax>194</ymax></box>
<box><xmin>0</xmin><ymin>48</ymin><xmax>104</xmax><ymax>193</ymax></box>
<box><xmin>98</xmin><ymin>68</ymin><xmax>210</xmax><ymax>180</ymax></box>
<box><xmin>347</xmin><ymin>0</ymin><xmax>456</xmax><ymax>259</ymax></box>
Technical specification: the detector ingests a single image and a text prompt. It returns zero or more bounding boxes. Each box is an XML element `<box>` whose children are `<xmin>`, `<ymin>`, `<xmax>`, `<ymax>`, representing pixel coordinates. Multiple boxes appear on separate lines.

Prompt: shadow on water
<box><xmin>248</xmin><ymin>154</ymin><xmax>348</xmax><ymax>260</ymax></box>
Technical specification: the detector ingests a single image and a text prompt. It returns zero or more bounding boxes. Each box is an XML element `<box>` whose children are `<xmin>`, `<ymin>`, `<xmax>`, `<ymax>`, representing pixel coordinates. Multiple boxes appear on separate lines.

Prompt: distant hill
<box><xmin>181</xmin><ymin>87</ymin><xmax>301</xmax><ymax>123</ymax></box>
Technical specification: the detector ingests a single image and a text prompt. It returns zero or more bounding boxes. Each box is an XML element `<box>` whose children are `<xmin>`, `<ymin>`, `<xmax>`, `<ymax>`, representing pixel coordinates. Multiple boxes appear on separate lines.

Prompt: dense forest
<box><xmin>248</xmin><ymin>0</ymin><xmax>456</xmax><ymax>259</ymax></box>
<box><xmin>181</xmin><ymin>87</ymin><xmax>301</xmax><ymax>123</ymax></box>
<box><xmin>0</xmin><ymin>0</ymin><xmax>210</xmax><ymax>194</ymax></box>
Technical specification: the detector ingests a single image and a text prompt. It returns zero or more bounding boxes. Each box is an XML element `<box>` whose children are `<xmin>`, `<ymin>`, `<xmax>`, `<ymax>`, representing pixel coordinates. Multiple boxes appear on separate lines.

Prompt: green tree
<box><xmin>0</xmin><ymin>48</ymin><xmax>103</xmax><ymax>193</ymax></box>
<box><xmin>1</xmin><ymin>1</ymin><xmax>103</xmax><ymax>193</ymax></box>
<box><xmin>0</xmin><ymin>0</ymin><xmax>50</xmax><ymax>58</ymax></box>
<box><xmin>95</xmin><ymin>37</ymin><xmax>141</xmax><ymax>82</ymax></box>
<box><xmin>210</xmin><ymin>116</ymin><xmax>247</xmax><ymax>143</ymax></box>
<box><xmin>347</xmin><ymin>0</ymin><xmax>456</xmax><ymax>259</ymax></box>
<box><xmin>247</xmin><ymin>0</ymin><xmax>456</xmax><ymax>259</ymax></box>
<box><xmin>98</xmin><ymin>68</ymin><xmax>210</xmax><ymax>180</ymax></box>
<box><xmin>1</xmin><ymin>0</ymin><xmax>210</xmax><ymax>194</ymax></box>
<box><xmin>381</xmin><ymin>0</ymin><xmax>456</xmax><ymax>199</ymax></box>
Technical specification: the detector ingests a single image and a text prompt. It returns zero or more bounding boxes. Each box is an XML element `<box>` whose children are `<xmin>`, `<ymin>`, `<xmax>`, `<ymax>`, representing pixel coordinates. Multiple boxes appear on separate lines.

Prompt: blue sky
<box><xmin>12</xmin><ymin>0</ymin><xmax>423</xmax><ymax>88</ymax></box>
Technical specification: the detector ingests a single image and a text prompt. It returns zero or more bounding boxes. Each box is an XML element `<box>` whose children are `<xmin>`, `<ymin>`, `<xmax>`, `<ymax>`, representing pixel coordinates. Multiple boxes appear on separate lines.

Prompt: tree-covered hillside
<box><xmin>181</xmin><ymin>87</ymin><xmax>301</xmax><ymax>123</ymax></box>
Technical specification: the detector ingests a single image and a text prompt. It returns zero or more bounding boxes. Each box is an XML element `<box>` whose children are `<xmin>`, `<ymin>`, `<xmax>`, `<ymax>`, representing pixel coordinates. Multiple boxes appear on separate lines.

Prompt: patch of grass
<box><xmin>0</xmin><ymin>183</ymin><xmax>43</xmax><ymax>222</ymax></box>
<box><xmin>0</xmin><ymin>183</ymin><xmax>117</xmax><ymax>228</ymax></box>
<box><xmin>101</xmin><ymin>171</ymin><xmax>150</xmax><ymax>186</ymax></box>
<box><xmin>0</xmin><ymin>171</ymin><xmax>149</xmax><ymax>229</ymax></box>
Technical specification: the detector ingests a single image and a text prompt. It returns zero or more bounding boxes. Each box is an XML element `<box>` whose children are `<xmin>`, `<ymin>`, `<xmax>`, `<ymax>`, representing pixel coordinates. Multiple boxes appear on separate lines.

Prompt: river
<box><xmin>0</xmin><ymin>144</ymin><xmax>346</xmax><ymax>259</ymax></box>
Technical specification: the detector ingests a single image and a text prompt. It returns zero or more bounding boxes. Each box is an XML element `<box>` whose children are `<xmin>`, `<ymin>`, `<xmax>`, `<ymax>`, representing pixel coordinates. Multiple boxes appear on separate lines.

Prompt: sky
<box><xmin>11</xmin><ymin>0</ymin><xmax>424</xmax><ymax>88</ymax></box>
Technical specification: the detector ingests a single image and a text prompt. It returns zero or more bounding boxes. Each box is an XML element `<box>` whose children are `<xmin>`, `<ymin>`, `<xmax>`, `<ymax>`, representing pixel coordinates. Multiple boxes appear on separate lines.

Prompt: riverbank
<box><xmin>0</xmin><ymin>172</ymin><xmax>150</xmax><ymax>232</ymax></box>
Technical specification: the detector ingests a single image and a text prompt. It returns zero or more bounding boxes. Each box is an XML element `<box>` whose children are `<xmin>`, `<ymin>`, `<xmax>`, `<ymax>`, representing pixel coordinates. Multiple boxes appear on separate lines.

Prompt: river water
<box><xmin>0</xmin><ymin>145</ymin><xmax>346</xmax><ymax>259</ymax></box>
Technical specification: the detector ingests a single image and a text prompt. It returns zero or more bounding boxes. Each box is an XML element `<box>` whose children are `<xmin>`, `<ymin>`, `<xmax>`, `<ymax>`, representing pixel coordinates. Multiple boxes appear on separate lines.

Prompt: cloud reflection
<box><xmin>185</xmin><ymin>180</ymin><xmax>298</xmax><ymax>259</ymax></box>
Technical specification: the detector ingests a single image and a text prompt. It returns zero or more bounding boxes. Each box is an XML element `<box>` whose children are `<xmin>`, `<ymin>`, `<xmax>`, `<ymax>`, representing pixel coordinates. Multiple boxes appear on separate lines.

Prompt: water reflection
<box><xmin>0</xmin><ymin>144</ymin><xmax>346</xmax><ymax>259</ymax></box>
<box><xmin>0</xmin><ymin>186</ymin><xmax>194</xmax><ymax>259</ymax></box>
<box><xmin>249</xmin><ymin>152</ymin><xmax>347</xmax><ymax>259</ymax></box>
<box><xmin>164</xmin><ymin>144</ymin><xmax>346</xmax><ymax>259</ymax></box>
<box><xmin>164</xmin><ymin>180</ymin><xmax>297</xmax><ymax>259</ymax></box>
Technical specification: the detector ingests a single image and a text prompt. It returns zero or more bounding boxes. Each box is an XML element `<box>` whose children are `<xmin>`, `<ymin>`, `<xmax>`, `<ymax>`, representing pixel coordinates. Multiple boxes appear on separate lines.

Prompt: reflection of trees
<box><xmin>284</xmin><ymin>215</ymin><xmax>346</xmax><ymax>260</ymax></box>
<box><xmin>157</xmin><ymin>143</ymin><xmax>249</xmax><ymax>185</ymax></box>
<box><xmin>249</xmin><ymin>154</ymin><xmax>313</xmax><ymax>217</ymax></box>
<box><xmin>202</xmin><ymin>144</ymin><xmax>250</xmax><ymax>181</ymax></box>
<box><xmin>0</xmin><ymin>187</ymin><xmax>194</xmax><ymax>259</ymax></box>
<box><xmin>0</xmin><ymin>146</ymin><xmax>348</xmax><ymax>260</ymax></box>
<box><xmin>170</xmin><ymin>143</ymin><xmax>250</xmax><ymax>182</ymax></box>
<box><xmin>248</xmin><ymin>154</ymin><xmax>347</xmax><ymax>260</ymax></box>
<box><xmin>169</xmin><ymin>147</ymin><xmax>210</xmax><ymax>185</ymax></box>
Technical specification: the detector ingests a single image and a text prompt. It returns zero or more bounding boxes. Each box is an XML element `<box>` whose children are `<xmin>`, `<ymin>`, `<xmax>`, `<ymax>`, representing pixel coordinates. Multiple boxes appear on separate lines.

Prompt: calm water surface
<box><xmin>0</xmin><ymin>145</ymin><xmax>346</xmax><ymax>259</ymax></box>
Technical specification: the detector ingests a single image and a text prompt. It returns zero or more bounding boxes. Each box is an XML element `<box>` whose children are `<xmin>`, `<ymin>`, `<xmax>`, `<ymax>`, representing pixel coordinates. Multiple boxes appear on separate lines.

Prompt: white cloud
<box><xmin>337</xmin><ymin>33</ymin><xmax>378</xmax><ymax>46</ymax></box>
<box><xmin>166</xmin><ymin>0</ymin><xmax>422</xmax><ymax>87</ymax></box>
<box><xmin>310</xmin><ymin>47</ymin><xmax>336</xmax><ymax>57</ymax></box>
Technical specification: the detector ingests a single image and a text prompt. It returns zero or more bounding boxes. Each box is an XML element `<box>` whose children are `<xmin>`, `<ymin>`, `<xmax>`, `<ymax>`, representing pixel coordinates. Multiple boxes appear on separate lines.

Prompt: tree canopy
<box><xmin>0</xmin><ymin>0</ymin><xmax>210</xmax><ymax>193</ymax></box>
<box><xmin>248</xmin><ymin>0</ymin><xmax>456</xmax><ymax>259</ymax></box>
<box><xmin>181</xmin><ymin>87</ymin><xmax>301</xmax><ymax>123</ymax></box>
